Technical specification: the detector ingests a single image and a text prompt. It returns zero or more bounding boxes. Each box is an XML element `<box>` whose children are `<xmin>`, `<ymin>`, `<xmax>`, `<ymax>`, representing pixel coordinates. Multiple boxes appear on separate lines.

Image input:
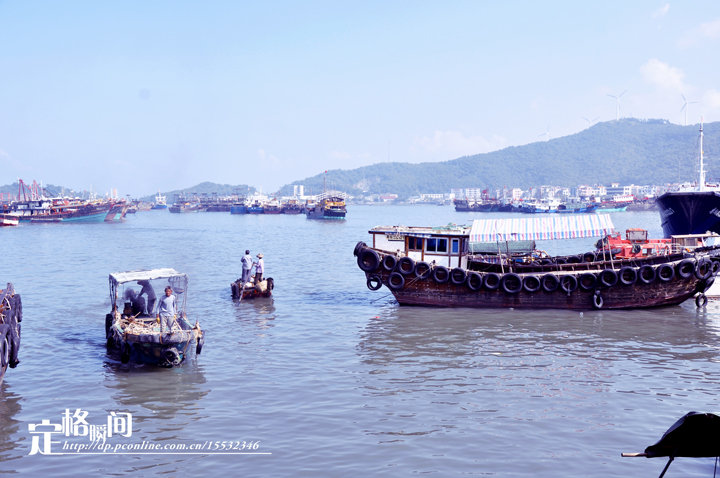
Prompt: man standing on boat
<box><xmin>254</xmin><ymin>253</ymin><xmax>264</xmax><ymax>283</ymax></box>
<box><xmin>157</xmin><ymin>286</ymin><xmax>176</xmax><ymax>333</ymax></box>
<box><xmin>241</xmin><ymin>250</ymin><xmax>254</xmax><ymax>284</ymax></box>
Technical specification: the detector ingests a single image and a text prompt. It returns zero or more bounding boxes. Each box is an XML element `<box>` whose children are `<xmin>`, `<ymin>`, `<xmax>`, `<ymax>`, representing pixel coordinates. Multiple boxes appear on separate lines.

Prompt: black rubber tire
<box><xmin>541</xmin><ymin>274</ymin><xmax>559</xmax><ymax>293</ymax></box>
<box><xmin>639</xmin><ymin>265</ymin><xmax>656</xmax><ymax>284</ymax></box>
<box><xmin>560</xmin><ymin>275</ymin><xmax>578</xmax><ymax>294</ymax></box>
<box><xmin>583</xmin><ymin>252</ymin><xmax>596</xmax><ymax>263</ymax></box>
<box><xmin>696</xmin><ymin>293</ymin><xmax>708</xmax><ymax>308</ymax></box>
<box><xmin>599</xmin><ymin>269</ymin><xmax>618</xmax><ymax>288</ymax></box>
<box><xmin>266</xmin><ymin>277</ymin><xmax>274</xmax><ymax>291</ymax></box>
<box><xmin>231</xmin><ymin>282</ymin><xmax>239</xmax><ymax>299</ymax></box>
<box><xmin>567</xmin><ymin>255</ymin><xmax>582</xmax><ymax>264</ymax></box>
<box><xmin>501</xmin><ymin>273</ymin><xmax>523</xmax><ymax>294</ymax></box>
<box><xmin>196</xmin><ymin>334</ymin><xmax>204</xmax><ymax>355</ymax></box>
<box><xmin>105</xmin><ymin>313</ymin><xmax>113</xmax><ymax>338</ymax></box>
<box><xmin>415</xmin><ymin>261</ymin><xmax>432</xmax><ymax>279</ymax></box>
<box><xmin>578</xmin><ymin>273</ymin><xmax>597</xmax><ymax>291</ymax></box>
<box><xmin>523</xmin><ymin>275</ymin><xmax>541</xmax><ymax>293</ymax></box>
<box><xmin>367</xmin><ymin>275</ymin><xmax>382</xmax><ymax>291</ymax></box>
<box><xmin>353</xmin><ymin>241</ymin><xmax>366</xmax><ymax>257</ymax></box>
<box><xmin>618</xmin><ymin>267</ymin><xmax>637</xmax><ymax>286</ymax></box>
<box><xmin>656</xmin><ymin>263</ymin><xmax>675</xmax><ymax>282</ymax></box>
<box><xmin>450</xmin><ymin>268</ymin><xmax>467</xmax><ymax>285</ymax></box>
<box><xmin>0</xmin><ymin>325</ymin><xmax>9</xmax><ymax>368</ymax></box>
<box><xmin>388</xmin><ymin>272</ymin><xmax>405</xmax><ymax>290</ymax></box>
<box><xmin>701</xmin><ymin>277</ymin><xmax>715</xmax><ymax>293</ymax></box>
<box><xmin>695</xmin><ymin>257</ymin><xmax>713</xmax><ymax>280</ymax></box>
<box><xmin>484</xmin><ymin>272</ymin><xmax>501</xmax><ymax>290</ymax></box>
<box><xmin>120</xmin><ymin>343</ymin><xmax>131</xmax><ymax>364</ymax></box>
<box><xmin>677</xmin><ymin>259</ymin><xmax>696</xmax><ymax>279</ymax></box>
<box><xmin>397</xmin><ymin>257</ymin><xmax>416</xmax><ymax>276</ymax></box>
<box><xmin>382</xmin><ymin>254</ymin><xmax>397</xmax><ymax>272</ymax></box>
<box><xmin>467</xmin><ymin>272</ymin><xmax>483</xmax><ymax>291</ymax></box>
<box><xmin>593</xmin><ymin>293</ymin><xmax>604</xmax><ymax>309</ymax></box>
<box><xmin>358</xmin><ymin>249</ymin><xmax>381</xmax><ymax>272</ymax></box>
<box><xmin>433</xmin><ymin>266</ymin><xmax>450</xmax><ymax>284</ymax></box>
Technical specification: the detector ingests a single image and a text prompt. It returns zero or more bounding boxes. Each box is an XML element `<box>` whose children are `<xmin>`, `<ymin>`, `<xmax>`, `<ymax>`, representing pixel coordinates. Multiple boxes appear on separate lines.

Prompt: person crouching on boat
<box><xmin>157</xmin><ymin>286</ymin><xmax>177</xmax><ymax>333</ymax></box>
<box><xmin>137</xmin><ymin>280</ymin><xmax>156</xmax><ymax>315</ymax></box>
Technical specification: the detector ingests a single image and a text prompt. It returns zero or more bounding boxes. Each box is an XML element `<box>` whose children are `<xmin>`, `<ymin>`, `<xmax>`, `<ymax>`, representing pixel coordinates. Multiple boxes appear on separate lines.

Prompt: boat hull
<box><xmin>0</xmin><ymin>286</ymin><xmax>22</xmax><ymax>383</ymax></box>
<box><xmin>306</xmin><ymin>207</ymin><xmax>346</xmax><ymax>219</ymax></box>
<box><xmin>106</xmin><ymin>316</ymin><xmax>203</xmax><ymax>367</ymax></box>
<box><xmin>656</xmin><ymin>191</ymin><xmax>720</xmax><ymax>238</ymax></box>
<box><xmin>230</xmin><ymin>278</ymin><xmax>274</xmax><ymax>299</ymax></box>
<box><xmin>355</xmin><ymin>244</ymin><xmax>718</xmax><ymax>310</ymax></box>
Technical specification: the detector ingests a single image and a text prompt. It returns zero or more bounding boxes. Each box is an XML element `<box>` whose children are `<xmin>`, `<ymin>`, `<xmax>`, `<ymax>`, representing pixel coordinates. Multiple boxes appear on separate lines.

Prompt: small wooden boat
<box><xmin>0</xmin><ymin>283</ymin><xmax>22</xmax><ymax>383</ymax></box>
<box><xmin>230</xmin><ymin>277</ymin><xmax>274</xmax><ymax>300</ymax></box>
<box><xmin>354</xmin><ymin>215</ymin><xmax>720</xmax><ymax>310</ymax></box>
<box><xmin>106</xmin><ymin>269</ymin><xmax>204</xmax><ymax>367</ymax></box>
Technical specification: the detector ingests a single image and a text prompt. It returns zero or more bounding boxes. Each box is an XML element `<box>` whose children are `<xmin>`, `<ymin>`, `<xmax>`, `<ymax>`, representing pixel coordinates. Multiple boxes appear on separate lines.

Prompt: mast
<box><xmin>699</xmin><ymin>120</ymin><xmax>706</xmax><ymax>192</ymax></box>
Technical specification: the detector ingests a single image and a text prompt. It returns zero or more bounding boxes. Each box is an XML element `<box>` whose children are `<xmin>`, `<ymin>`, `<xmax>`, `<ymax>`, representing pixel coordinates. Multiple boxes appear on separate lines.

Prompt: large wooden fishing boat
<box><xmin>306</xmin><ymin>191</ymin><xmax>346</xmax><ymax>219</ymax></box>
<box><xmin>106</xmin><ymin>269</ymin><xmax>204</xmax><ymax>367</ymax></box>
<box><xmin>353</xmin><ymin>215</ymin><xmax>720</xmax><ymax>310</ymax></box>
<box><xmin>0</xmin><ymin>283</ymin><xmax>22</xmax><ymax>383</ymax></box>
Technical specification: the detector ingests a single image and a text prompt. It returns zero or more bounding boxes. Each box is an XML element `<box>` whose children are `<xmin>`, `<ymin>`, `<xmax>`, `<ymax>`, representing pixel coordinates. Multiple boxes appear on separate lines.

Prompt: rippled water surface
<box><xmin>2</xmin><ymin>206</ymin><xmax>720</xmax><ymax>477</ymax></box>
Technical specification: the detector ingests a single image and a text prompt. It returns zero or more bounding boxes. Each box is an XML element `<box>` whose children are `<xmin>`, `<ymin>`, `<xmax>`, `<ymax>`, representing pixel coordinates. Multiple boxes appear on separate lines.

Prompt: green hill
<box><xmin>277</xmin><ymin>118</ymin><xmax>717</xmax><ymax>198</ymax></box>
<box><xmin>3</xmin><ymin>119</ymin><xmax>715</xmax><ymax>200</ymax></box>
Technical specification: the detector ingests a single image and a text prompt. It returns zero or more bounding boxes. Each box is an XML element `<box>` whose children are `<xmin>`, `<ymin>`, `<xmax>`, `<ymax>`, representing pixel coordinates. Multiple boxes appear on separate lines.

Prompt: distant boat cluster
<box><xmin>161</xmin><ymin>191</ymin><xmax>348</xmax><ymax>220</ymax></box>
<box><xmin>453</xmin><ymin>196</ymin><xmax>657</xmax><ymax>214</ymax></box>
<box><xmin>0</xmin><ymin>180</ymin><xmax>130</xmax><ymax>226</ymax></box>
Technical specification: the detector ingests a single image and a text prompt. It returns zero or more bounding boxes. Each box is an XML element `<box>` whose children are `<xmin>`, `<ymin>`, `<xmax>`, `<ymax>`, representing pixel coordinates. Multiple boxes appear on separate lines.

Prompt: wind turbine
<box><xmin>583</xmin><ymin>116</ymin><xmax>600</xmax><ymax>127</ymax></box>
<box><xmin>680</xmin><ymin>94</ymin><xmax>698</xmax><ymax>126</ymax></box>
<box><xmin>539</xmin><ymin>125</ymin><xmax>550</xmax><ymax>142</ymax></box>
<box><xmin>607</xmin><ymin>90</ymin><xmax>627</xmax><ymax>121</ymax></box>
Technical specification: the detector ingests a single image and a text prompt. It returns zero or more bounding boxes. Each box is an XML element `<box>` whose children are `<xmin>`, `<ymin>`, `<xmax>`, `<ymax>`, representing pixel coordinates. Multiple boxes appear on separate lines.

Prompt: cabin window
<box><xmin>451</xmin><ymin>239</ymin><xmax>461</xmax><ymax>254</ymax></box>
<box><xmin>426</xmin><ymin>237</ymin><xmax>448</xmax><ymax>253</ymax></box>
<box><xmin>408</xmin><ymin>236</ymin><xmax>423</xmax><ymax>251</ymax></box>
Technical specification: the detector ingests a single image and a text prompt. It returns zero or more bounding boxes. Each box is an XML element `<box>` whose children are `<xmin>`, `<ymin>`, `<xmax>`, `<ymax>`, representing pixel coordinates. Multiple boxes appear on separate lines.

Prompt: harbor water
<box><xmin>2</xmin><ymin>205</ymin><xmax>720</xmax><ymax>477</ymax></box>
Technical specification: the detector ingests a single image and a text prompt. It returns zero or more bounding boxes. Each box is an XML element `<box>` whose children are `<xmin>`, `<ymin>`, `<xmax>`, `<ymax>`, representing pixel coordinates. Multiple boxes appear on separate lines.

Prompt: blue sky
<box><xmin>1</xmin><ymin>1</ymin><xmax>719</xmax><ymax>197</ymax></box>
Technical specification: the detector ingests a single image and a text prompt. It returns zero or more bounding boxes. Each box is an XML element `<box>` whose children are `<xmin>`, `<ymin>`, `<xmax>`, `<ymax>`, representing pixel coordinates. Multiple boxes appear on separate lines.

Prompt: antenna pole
<box><xmin>699</xmin><ymin>120</ymin><xmax>706</xmax><ymax>191</ymax></box>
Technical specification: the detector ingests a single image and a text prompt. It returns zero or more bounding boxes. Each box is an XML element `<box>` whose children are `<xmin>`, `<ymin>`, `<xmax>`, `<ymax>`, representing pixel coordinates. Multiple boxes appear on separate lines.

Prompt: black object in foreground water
<box><xmin>622</xmin><ymin>412</ymin><xmax>720</xmax><ymax>477</ymax></box>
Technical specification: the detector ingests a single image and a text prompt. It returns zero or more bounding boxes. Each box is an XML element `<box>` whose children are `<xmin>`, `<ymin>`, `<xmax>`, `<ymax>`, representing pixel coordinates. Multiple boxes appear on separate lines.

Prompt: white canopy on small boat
<box><xmin>109</xmin><ymin>268</ymin><xmax>187</xmax><ymax>285</ymax></box>
<box><xmin>469</xmin><ymin>214</ymin><xmax>615</xmax><ymax>242</ymax></box>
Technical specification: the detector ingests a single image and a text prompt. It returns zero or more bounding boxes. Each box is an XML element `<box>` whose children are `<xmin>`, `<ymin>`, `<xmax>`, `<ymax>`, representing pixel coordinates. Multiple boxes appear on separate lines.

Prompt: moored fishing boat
<box><xmin>106</xmin><ymin>269</ymin><xmax>204</xmax><ymax>367</ymax></box>
<box><xmin>0</xmin><ymin>283</ymin><xmax>22</xmax><ymax>383</ymax></box>
<box><xmin>306</xmin><ymin>191</ymin><xmax>347</xmax><ymax>219</ymax></box>
<box><xmin>353</xmin><ymin>215</ymin><xmax>720</xmax><ymax>310</ymax></box>
<box><xmin>151</xmin><ymin>192</ymin><xmax>168</xmax><ymax>209</ymax></box>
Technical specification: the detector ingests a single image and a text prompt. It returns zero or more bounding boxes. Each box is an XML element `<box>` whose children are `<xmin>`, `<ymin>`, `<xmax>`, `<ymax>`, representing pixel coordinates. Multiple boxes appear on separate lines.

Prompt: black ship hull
<box><xmin>656</xmin><ymin>191</ymin><xmax>720</xmax><ymax>237</ymax></box>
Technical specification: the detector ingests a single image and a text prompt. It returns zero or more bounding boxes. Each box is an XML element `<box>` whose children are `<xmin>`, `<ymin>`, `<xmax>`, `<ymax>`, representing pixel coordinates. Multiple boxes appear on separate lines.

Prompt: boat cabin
<box><xmin>368</xmin><ymin>225</ymin><xmax>470</xmax><ymax>268</ymax></box>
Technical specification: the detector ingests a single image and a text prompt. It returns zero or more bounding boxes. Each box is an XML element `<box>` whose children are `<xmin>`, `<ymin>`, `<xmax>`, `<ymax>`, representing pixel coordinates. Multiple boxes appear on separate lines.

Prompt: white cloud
<box><xmin>704</xmin><ymin>89</ymin><xmax>720</xmax><ymax>109</ymax></box>
<box><xmin>679</xmin><ymin>18</ymin><xmax>720</xmax><ymax>47</ymax></box>
<box><xmin>699</xmin><ymin>18</ymin><xmax>720</xmax><ymax>38</ymax></box>
<box><xmin>652</xmin><ymin>3</ymin><xmax>670</xmax><ymax>18</ymax></box>
<box><xmin>414</xmin><ymin>130</ymin><xmax>507</xmax><ymax>159</ymax></box>
<box><xmin>640</xmin><ymin>59</ymin><xmax>686</xmax><ymax>92</ymax></box>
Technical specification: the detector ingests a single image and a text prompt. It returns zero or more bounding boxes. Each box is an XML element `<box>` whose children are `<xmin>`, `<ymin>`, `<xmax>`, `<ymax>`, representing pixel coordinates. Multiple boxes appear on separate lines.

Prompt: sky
<box><xmin>1</xmin><ymin>1</ymin><xmax>720</xmax><ymax>197</ymax></box>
